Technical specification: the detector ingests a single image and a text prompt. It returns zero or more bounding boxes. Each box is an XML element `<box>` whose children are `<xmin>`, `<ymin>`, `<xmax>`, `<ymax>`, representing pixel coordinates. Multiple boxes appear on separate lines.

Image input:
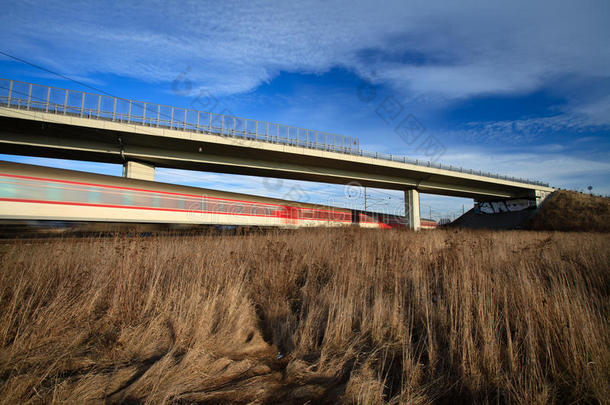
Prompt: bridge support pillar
<box><xmin>534</xmin><ymin>189</ymin><xmax>552</xmax><ymax>206</ymax></box>
<box><xmin>405</xmin><ymin>189</ymin><xmax>421</xmax><ymax>231</ymax></box>
<box><xmin>123</xmin><ymin>161</ymin><xmax>155</xmax><ymax>181</ymax></box>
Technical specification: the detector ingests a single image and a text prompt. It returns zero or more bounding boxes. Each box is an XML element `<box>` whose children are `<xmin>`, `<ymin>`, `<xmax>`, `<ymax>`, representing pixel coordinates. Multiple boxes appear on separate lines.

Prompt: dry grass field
<box><xmin>0</xmin><ymin>229</ymin><xmax>608</xmax><ymax>404</ymax></box>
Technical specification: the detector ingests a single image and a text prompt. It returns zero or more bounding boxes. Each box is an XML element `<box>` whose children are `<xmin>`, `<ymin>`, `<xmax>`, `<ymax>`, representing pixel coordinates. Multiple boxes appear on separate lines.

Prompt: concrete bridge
<box><xmin>0</xmin><ymin>78</ymin><xmax>553</xmax><ymax>229</ymax></box>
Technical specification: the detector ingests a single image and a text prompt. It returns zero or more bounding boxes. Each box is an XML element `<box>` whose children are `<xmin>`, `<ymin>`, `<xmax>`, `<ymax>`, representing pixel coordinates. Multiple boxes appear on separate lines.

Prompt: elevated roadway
<box><xmin>0</xmin><ymin>79</ymin><xmax>554</xmax><ymax>229</ymax></box>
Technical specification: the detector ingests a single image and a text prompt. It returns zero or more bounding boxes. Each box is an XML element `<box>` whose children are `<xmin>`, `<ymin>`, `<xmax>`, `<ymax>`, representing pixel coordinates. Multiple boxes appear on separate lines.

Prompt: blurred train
<box><xmin>0</xmin><ymin>161</ymin><xmax>436</xmax><ymax>230</ymax></box>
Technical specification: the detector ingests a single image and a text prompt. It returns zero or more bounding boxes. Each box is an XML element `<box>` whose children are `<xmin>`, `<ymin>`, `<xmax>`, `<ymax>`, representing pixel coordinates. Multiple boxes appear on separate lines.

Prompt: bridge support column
<box><xmin>534</xmin><ymin>189</ymin><xmax>552</xmax><ymax>206</ymax></box>
<box><xmin>123</xmin><ymin>161</ymin><xmax>155</xmax><ymax>181</ymax></box>
<box><xmin>405</xmin><ymin>189</ymin><xmax>421</xmax><ymax>231</ymax></box>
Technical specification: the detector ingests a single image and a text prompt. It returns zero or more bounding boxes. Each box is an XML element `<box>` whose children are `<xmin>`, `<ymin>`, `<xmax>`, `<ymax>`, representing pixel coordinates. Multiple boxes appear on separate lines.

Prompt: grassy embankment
<box><xmin>528</xmin><ymin>190</ymin><xmax>610</xmax><ymax>232</ymax></box>
<box><xmin>0</xmin><ymin>229</ymin><xmax>608</xmax><ymax>404</ymax></box>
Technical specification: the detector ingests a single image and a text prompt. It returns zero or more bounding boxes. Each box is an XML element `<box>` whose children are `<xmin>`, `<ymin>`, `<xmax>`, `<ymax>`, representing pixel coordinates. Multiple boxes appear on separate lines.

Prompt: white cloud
<box><xmin>431</xmin><ymin>148</ymin><xmax>610</xmax><ymax>194</ymax></box>
<box><xmin>2</xmin><ymin>0</ymin><xmax>608</xmax><ymax>106</ymax></box>
<box><xmin>448</xmin><ymin>114</ymin><xmax>596</xmax><ymax>147</ymax></box>
<box><xmin>570</xmin><ymin>94</ymin><xmax>610</xmax><ymax>126</ymax></box>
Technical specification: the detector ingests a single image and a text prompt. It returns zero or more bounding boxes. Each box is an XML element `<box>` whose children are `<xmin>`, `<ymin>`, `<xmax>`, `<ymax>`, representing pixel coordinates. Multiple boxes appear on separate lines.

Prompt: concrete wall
<box><xmin>123</xmin><ymin>161</ymin><xmax>155</xmax><ymax>181</ymax></box>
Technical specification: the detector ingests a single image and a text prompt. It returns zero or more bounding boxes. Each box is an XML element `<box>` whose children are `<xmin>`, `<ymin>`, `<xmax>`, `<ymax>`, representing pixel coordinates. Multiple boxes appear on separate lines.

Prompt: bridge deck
<box><xmin>0</xmin><ymin>78</ymin><xmax>553</xmax><ymax>201</ymax></box>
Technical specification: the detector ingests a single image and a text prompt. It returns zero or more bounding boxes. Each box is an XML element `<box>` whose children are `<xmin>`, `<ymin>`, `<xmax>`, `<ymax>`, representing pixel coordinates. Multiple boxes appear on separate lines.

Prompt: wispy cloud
<box><xmin>2</xmin><ymin>1</ymin><xmax>608</xmax><ymax>111</ymax></box>
<box><xmin>428</xmin><ymin>147</ymin><xmax>610</xmax><ymax>194</ymax></box>
<box><xmin>450</xmin><ymin>114</ymin><xmax>604</xmax><ymax>146</ymax></box>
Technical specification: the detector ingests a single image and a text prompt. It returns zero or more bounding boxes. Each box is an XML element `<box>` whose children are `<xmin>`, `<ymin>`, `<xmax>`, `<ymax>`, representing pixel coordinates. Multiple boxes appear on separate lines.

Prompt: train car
<box><xmin>0</xmin><ymin>161</ymin><xmax>360</xmax><ymax>228</ymax></box>
<box><xmin>0</xmin><ymin>161</ymin><xmax>436</xmax><ymax>230</ymax></box>
<box><xmin>358</xmin><ymin>211</ymin><xmax>437</xmax><ymax>230</ymax></box>
<box><xmin>420</xmin><ymin>219</ymin><xmax>437</xmax><ymax>230</ymax></box>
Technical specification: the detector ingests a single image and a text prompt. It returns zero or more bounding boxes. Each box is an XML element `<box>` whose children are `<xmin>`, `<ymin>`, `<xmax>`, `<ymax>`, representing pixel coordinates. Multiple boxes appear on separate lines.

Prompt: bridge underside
<box><xmin>0</xmin><ymin>112</ymin><xmax>550</xmax><ymax>202</ymax></box>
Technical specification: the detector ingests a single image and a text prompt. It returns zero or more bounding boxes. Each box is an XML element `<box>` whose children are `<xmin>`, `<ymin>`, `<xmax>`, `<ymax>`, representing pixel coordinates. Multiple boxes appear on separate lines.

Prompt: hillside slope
<box><xmin>528</xmin><ymin>190</ymin><xmax>610</xmax><ymax>232</ymax></box>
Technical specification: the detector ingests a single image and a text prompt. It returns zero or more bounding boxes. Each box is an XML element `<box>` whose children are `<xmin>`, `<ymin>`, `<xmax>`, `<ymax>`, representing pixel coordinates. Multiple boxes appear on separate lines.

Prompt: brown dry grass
<box><xmin>529</xmin><ymin>190</ymin><xmax>610</xmax><ymax>232</ymax></box>
<box><xmin>0</xmin><ymin>229</ymin><xmax>608</xmax><ymax>404</ymax></box>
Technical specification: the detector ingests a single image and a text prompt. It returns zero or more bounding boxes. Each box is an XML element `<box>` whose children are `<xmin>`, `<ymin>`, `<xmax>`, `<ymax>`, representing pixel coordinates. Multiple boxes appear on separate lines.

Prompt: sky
<box><xmin>0</xmin><ymin>0</ymin><xmax>609</xmax><ymax>220</ymax></box>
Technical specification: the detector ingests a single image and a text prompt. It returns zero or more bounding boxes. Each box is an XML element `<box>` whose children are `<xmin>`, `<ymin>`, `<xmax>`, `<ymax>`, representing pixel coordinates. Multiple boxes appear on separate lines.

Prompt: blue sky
<box><xmin>1</xmin><ymin>0</ymin><xmax>609</xmax><ymax>220</ymax></box>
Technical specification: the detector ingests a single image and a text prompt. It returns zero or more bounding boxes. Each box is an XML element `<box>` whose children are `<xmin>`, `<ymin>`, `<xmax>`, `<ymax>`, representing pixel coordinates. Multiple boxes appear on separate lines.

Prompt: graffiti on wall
<box><xmin>475</xmin><ymin>199</ymin><xmax>536</xmax><ymax>214</ymax></box>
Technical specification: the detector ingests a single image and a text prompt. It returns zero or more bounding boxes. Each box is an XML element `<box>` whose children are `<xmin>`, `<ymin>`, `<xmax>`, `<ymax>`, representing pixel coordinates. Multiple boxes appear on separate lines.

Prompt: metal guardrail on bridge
<box><xmin>0</xmin><ymin>78</ymin><xmax>549</xmax><ymax>187</ymax></box>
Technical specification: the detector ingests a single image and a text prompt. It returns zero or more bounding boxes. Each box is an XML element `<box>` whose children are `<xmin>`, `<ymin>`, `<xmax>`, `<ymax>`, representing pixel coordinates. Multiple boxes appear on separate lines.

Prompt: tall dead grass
<box><xmin>0</xmin><ymin>229</ymin><xmax>608</xmax><ymax>404</ymax></box>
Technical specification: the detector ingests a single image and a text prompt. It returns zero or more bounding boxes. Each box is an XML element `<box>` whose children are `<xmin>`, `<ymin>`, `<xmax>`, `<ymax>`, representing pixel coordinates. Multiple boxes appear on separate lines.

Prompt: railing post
<box><xmin>142</xmin><ymin>103</ymin><xmax>146</xmax><ymax>124</ymax></box>
<box><xmin>97</xmin><ymin>95</ymin><xmax>101</xmax><ymax>117</ymax></box>
<box><xmin>220</xmin><ymin>114</ymin><xmax>224</xmax><ymax>135</ymax></box>
<box><xmin>63</xmin><ymin>89</ymin><xmax>68</xmax><ymax>114</ymax></box>
<box><xmin>112</xmin><ymin>98</ymin><xmax>116</xmax><ymax>121</ymax></box>
<box><xmin>156</xmin><ymin>105</ymin><xmax>160</xmax><ymax>127</ymax></box>
<box><xmin>46</xmin><ymin>86</ymin><xmax>51</xmax><ymax>113</ymax></box>
<box><xmin>170</xmin><ymin>107</ymin><xmax>174</xmax><ymax>128</ymax></box>
<box><xmin>27</xmin><ymin>84</ymin><xmax>32</xmax><ymax>110</ymax></box>
<box><xmin>7</xmin><ymin>80</ymin><xmax>12</xmax><ymax>107</ymax></box>
<box><xmin>80</xmin><ymin>92</ymin><xmax>85</xmax><ymax>117</ymax></box>
<box><xmin>266</xmin><ymin>122</ymin><xmax>269</xmax><ymax>141</ymax></box>
<box><xmin>208</xmin><ymin>113</ymin><xmax>212</xmax><ymax>132</ymax></box>
<box><xmin>232</xmin><ymin>117</ymin><xmax>236</xmax><ymax>136</ymax></box>
<box><xmin>245</xmin><ymin>119</ymin><xmax>248</xmax><ymax>138</ymax></box>
<box><xmin>127</xmin><ymin>100</ymin><xmax>132</xmax><ymax>123</ymax></box>
<box><xmin>196</xmin><ymin>111</ymin><xmax>200</xmax><ymax>131</ymax></box>
<box><xmin>184</xmin><ymin>109</ymin><xmax>187</xmax><ymax>129</ymax></box>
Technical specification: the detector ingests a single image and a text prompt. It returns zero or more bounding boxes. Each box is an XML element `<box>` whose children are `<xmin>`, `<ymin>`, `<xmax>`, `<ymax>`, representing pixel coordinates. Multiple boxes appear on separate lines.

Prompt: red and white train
<box><xmin>0</xmin><ymin>161</ymin><xmax>436</xmax><ymax>230</ymax></box>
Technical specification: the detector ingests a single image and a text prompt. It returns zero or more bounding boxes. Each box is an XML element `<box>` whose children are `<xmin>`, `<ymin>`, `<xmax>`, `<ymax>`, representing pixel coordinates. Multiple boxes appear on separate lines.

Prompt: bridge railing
<box><xmin>0</xmin><ymin>79</ymin><xmax>360</xmax><ymax>153</ymax></box>
<box><xmin>0</xmin><ymin>78</ymin><xmax>549</xmax><ymax>187</ymax></box>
